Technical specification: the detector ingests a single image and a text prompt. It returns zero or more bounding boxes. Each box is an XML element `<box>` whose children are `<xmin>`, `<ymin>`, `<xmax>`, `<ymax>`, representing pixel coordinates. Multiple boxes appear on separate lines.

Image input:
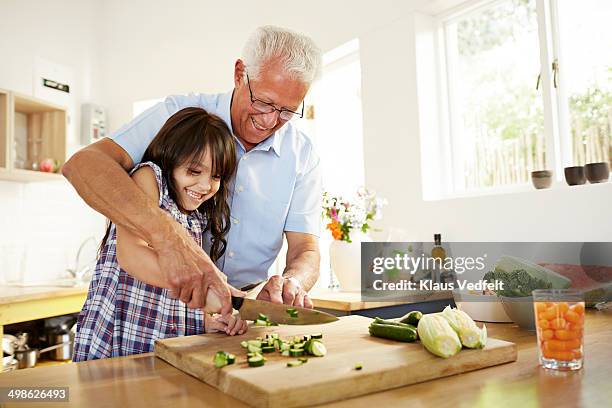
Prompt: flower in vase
<box><xmin>322</xmin><ymin>188</ymin><xmax>387</xmax><ymax>243</ymax></box>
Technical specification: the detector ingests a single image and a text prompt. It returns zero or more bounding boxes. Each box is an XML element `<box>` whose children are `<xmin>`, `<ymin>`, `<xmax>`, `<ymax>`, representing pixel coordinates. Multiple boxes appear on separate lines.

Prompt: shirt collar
<box><xmin>217</xmin><ymin>90</ymin><xmax>234</xmax><ymax>136</ymax></box>
<box><xmin>253</xmin><ymin>132</ymin><xmax>282</xmax><ymax>157</ymax></box>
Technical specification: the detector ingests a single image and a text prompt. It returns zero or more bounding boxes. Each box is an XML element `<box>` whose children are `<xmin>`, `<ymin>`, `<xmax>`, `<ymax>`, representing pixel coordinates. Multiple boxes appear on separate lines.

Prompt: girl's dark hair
<box><xmin>100</xmin><ymin>107</ymin><xmax>236</xmax><ymax>262</ymax></box>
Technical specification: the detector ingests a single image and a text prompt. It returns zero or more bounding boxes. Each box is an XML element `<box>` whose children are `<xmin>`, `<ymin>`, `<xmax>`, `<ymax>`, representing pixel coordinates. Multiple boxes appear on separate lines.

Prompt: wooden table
<box><xmin>1</xmin><ymin>310</ymin><xmax>609</xmax><ymax>407</ymax></box>
<box><xmin>310</xmin><ymin>290</ymin><xmax>455</xmax><ymax>318</ymax></box>
<box><xmin>0</xmin><ymin>285</ymin><xmax>88</xmax><ymax>338</ymax></box>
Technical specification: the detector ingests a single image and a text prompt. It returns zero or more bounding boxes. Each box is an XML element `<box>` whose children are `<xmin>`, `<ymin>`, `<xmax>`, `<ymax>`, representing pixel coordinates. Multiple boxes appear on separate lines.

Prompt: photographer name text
<box><xmin>372</xmin><ymin>279</ymin><xmax>504</xmax><ymax>292</ymax></box>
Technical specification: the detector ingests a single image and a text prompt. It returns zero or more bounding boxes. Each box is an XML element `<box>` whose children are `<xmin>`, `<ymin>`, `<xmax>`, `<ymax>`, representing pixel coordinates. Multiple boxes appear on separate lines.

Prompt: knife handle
<box><xmin>203</xmin><ymin>290</ymin><xmax>245</xmax><ymax>313</ymax></box>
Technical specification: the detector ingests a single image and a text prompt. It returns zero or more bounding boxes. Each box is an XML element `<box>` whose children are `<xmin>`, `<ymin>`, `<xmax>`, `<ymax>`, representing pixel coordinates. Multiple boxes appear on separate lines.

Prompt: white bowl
<box><xmin>500</xmin><ymin>295</ymin><xmax>536</xmax><ymax>330</ymax></box>
<box><xmin>453</xmin><ymin>291</ymin><xmax>512</xmax><ymax>323</ymax></box>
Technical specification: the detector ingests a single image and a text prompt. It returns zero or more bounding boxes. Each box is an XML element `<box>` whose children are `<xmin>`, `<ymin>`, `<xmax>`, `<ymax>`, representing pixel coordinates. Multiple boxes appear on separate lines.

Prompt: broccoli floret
<box><xmin>484</xmin><ymin>269</ymin><xmax>551</xmax><ymax>297</ymax></box>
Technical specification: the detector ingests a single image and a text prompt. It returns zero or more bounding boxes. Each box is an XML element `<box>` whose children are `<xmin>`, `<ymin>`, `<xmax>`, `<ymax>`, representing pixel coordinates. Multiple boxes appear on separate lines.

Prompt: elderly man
<box><xmin>63</xmin><ymin>26</ymin><xmax>322</xmax><ymax>315</ymax></box>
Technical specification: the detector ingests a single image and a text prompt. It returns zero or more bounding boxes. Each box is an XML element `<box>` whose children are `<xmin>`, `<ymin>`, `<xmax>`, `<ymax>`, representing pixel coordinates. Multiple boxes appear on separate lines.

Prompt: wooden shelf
<box><xmin>0</xmin><ymin>88</ymin><xmax>67</xmax><ymax>182</ymax></box>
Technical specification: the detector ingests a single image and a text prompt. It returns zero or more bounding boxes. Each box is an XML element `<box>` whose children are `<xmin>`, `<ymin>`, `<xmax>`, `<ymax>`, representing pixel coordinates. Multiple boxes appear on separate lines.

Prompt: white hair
<box><xmin>242</xmin><ymin>25</ymin><xmax>322</xmax><ymax>86</ymax></box>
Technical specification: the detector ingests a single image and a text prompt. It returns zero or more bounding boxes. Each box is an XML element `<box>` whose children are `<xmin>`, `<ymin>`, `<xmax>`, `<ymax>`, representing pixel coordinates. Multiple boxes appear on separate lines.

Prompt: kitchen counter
<box><xmin>0</xmin><ymin>285</ymin><xmax>88</xmax><ymax>337</ymax></box>
<box><xmin>310</xmin><ymin>290</ymin><xmax>454</xmax><ymax>318</ymax></box>
<box><xmin>1</xmin><ymin>310</ymin><xmax>609</xmax><ymax>407</ymax></box>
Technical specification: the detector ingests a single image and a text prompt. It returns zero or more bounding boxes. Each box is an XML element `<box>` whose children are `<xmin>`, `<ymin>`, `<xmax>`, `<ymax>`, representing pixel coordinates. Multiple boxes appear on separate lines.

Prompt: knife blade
<box><xmin>232</xmin><ymin>297</ymin><xmax>339</xmax><ymax>325</ymax></box>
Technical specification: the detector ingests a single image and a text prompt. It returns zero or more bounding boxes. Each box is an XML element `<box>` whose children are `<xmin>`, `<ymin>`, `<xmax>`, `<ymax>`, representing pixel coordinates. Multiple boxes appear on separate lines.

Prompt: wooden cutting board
<box><xmin>155</xmin><ymin>315</ymin><xmax>517</xmax><ymax>408</ymax></box>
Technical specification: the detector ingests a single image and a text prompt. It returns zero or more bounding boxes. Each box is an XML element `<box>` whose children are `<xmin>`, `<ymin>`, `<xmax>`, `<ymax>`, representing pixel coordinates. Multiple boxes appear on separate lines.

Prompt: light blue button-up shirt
<box><xmin>111</xmin><ymin>91</ymin><xmax>322</xmax><ymax>288</ymax></box>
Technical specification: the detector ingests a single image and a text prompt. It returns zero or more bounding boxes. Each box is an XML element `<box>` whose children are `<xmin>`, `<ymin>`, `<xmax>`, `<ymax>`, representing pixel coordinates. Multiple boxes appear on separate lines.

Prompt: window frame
<box><xmin>434</xmin><ymin>0</ymin><xmax>580</xmax><ymax>197</ymax></box>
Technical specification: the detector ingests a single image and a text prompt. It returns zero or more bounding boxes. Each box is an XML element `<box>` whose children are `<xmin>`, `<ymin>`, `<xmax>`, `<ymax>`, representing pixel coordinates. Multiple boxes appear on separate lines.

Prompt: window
<box><xmin>438</xmin><ymin>0</ymin><xmax>611</xmax><ymax>194</ymax></box>
<box><xmin>557</xmin><ymin>1</ymin><xmax>612</xmax><ymax>166</ymax></box>
<box><xmin>289</xmin><ymin>40</ymin><xmax>365</xmax><ymax>289</ymax></box>
<box><xmin>295</xmin><ymin>39</ymin><xmax>365</xmax><ymax>196</ymax></box>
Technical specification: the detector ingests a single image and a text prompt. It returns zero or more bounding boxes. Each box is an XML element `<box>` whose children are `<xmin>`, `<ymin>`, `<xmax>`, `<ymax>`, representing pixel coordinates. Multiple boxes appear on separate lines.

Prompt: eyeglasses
<box><xmin>246</xmin><ymin>72</ymin><xmax>304</xmax><ymax>121</ymax></box>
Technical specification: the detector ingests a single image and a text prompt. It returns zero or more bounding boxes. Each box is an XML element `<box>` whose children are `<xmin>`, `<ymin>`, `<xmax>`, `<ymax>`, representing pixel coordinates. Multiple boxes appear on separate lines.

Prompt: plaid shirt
<box><xmin>73</xmin><ymin>162</ymin><xmax>206</xmax><ymax>361</ymax></box>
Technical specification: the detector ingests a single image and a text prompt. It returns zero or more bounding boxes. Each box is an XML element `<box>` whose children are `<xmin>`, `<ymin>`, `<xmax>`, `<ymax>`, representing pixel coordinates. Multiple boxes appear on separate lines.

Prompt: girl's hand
<box><xmin>205</xmin><ymin>313</ymin><xmax>248</xmax><ymax>336</ymax></box>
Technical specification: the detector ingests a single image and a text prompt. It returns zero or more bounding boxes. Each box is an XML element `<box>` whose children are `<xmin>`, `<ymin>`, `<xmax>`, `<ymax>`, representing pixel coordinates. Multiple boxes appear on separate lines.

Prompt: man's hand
<box><xmin>153</xmin><ymin>215</ymin><xmax>238</xmax><ymax>315</ymax></box>
<box><xmin>256</xmin><ymin>275</ymin><xmax>314</xmax><ymax>308</ymax></box>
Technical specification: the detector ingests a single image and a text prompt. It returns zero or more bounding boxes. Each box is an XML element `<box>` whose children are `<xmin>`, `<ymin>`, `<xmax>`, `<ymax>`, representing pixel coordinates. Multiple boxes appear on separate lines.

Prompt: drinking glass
<box><xmin>532</xmin><ymin>289</ymin><xmax>584</xmax><ymax>371</ymax></box>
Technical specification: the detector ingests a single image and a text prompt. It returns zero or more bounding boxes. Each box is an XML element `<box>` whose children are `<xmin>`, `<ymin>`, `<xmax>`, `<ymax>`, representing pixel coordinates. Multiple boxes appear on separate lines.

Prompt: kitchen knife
<box><xmin>205</xmin><ymin>291</ymin><xmax>339</xmax><ymax>325</ymax></box>
<box><xmin>232</xmin><ymin>297</ymin><xmax>339</xmax><ymax>325</ymax></box>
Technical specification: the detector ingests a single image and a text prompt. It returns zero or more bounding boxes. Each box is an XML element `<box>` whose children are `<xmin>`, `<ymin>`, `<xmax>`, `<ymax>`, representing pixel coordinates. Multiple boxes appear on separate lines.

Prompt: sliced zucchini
<box><xmin>247</xmin><ymin>344</ymin><xmax>262</xmax><ymax>353</ymax></box>
<box><xmin>311</xmin><ymin>333</ymin><xmax>323</xmax><ymax>339</ymax></box>
<box><xmin>309</xmin><ymin>340</ymin><xmax>327</xmax><ymax>357</ymax></box>
<box><xmin>289</xmin><ymin>348</ymin><xmax>304</xmax><ymax>357</ymax></box>
<box><xmin>213</xmin><ymin>351</ymin><xmax>229</xmax><ymax>368</ymax></box>
<box><xmin>287</xmin><ymin>360</ymin><xmax>304</xmax><ymax>367</ymax></box>
<box><xmin>248</xmin><ymin>355</ymin><xmax>265</xmax><ymax>367</ymax></box>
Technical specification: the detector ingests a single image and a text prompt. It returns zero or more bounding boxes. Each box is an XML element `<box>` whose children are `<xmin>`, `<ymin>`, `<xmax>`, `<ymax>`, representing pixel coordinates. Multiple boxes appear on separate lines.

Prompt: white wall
<box><xmin>95</xmin><ymin>0</ymin><xmax>429</xmax><ymax>130</ymax></box>
<box><xmin>0</xmin><ymin>180</ymin><xmax>105</xmax><ymax>283</ymax></box>
<box><xmin>0</xmin><ymin>0</ymin><xmax>106</xmax><ymax>283</ymax></box>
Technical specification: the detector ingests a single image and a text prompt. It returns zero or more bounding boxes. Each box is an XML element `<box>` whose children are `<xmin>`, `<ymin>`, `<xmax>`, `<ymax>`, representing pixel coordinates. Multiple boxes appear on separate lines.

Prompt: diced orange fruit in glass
<box><xmin>550</xmin><ymin>317</ymin><xmax>567</xmax><ymax>330</ymax></box>
<box><xmin>564</xmin><ymin>310</ymin><xmax>580</xmax><ymax>323</ymax></box>
<box><xmin>556</xmin><ymin>302</ymin><xmax>569</xmax><ymax>314</ymax></box>
<box><xmin>541</xmin><ymin>329</ymin><xmax>555</xmax><ymax>341</ymax></box>
<box><xmin>537</xmin><ymin>319</ymin><xmax>550</xmax><ymax>329</ymax></box>
<box><xmin>554</xmin><ymin>329</ymin><xmax>580</xmax><ymax>340</ymax></box>
<box><xmin>568</xmin><ymin>321</ymin><xmax>583</xmax><ymax>331</ymax></box>
<box><xmin>548</xmin><ymin>350</ymin><xmax>574</xmax><ymax>361</ymax></box>
<box><xmin>541</xmin><ymin>342</ymin><xmax>576</xmax><ymax>361</ymax></box>
<box><xmin>546</xmin><ymin>339</ymin><xmax>581</xmax><ymax>351</ymax></box>
<box><xmin>535</xmin><ymin>301</ymin><xmax>585</xmax><ymax>363</ymax></box>
<box><xmin>570</xmin><ymin>303</ymin><xmax>585</xmax><ymax>315</ymax></box>
<box><xmin>541</xmin><ymin>309</ymin><xmax>557</xmax><ymax>320</ymax></box>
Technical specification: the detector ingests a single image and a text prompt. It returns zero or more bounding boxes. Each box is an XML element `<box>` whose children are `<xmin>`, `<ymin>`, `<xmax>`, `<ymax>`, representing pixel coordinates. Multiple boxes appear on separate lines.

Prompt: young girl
<box><xmin>73</xmin><ymin>107</ymin><xmax>247</xmax><ymax>361</ymax></box>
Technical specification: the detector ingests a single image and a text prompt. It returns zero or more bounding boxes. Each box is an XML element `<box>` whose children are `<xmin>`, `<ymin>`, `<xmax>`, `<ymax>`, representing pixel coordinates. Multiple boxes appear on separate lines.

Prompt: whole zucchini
<box><xmin>373</xmin><ymin>317</ymin><xmax>417</xmax><ymax>331</ymax></box>
<box><xmin>369</xmin><ymin>322</ymin><xmax>418</xmax><ymax>342</ymax></box>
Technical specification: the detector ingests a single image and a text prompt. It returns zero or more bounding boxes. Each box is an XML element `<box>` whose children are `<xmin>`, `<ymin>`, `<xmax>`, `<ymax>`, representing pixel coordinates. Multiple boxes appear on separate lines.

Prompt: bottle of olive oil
<box><xmin>431</xmin><ymin>234</ymin><xmax>446</xmax><ymax>283</ymax></box>
<box><xmin>433</xmin><ymin>234</ymin><xmax>457</xmax><ymax>285</ymax></box>
<box><xmin>431</xmin><ymin>234</ymin><xmax>446</xmax><ymax>260</ymax></box>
